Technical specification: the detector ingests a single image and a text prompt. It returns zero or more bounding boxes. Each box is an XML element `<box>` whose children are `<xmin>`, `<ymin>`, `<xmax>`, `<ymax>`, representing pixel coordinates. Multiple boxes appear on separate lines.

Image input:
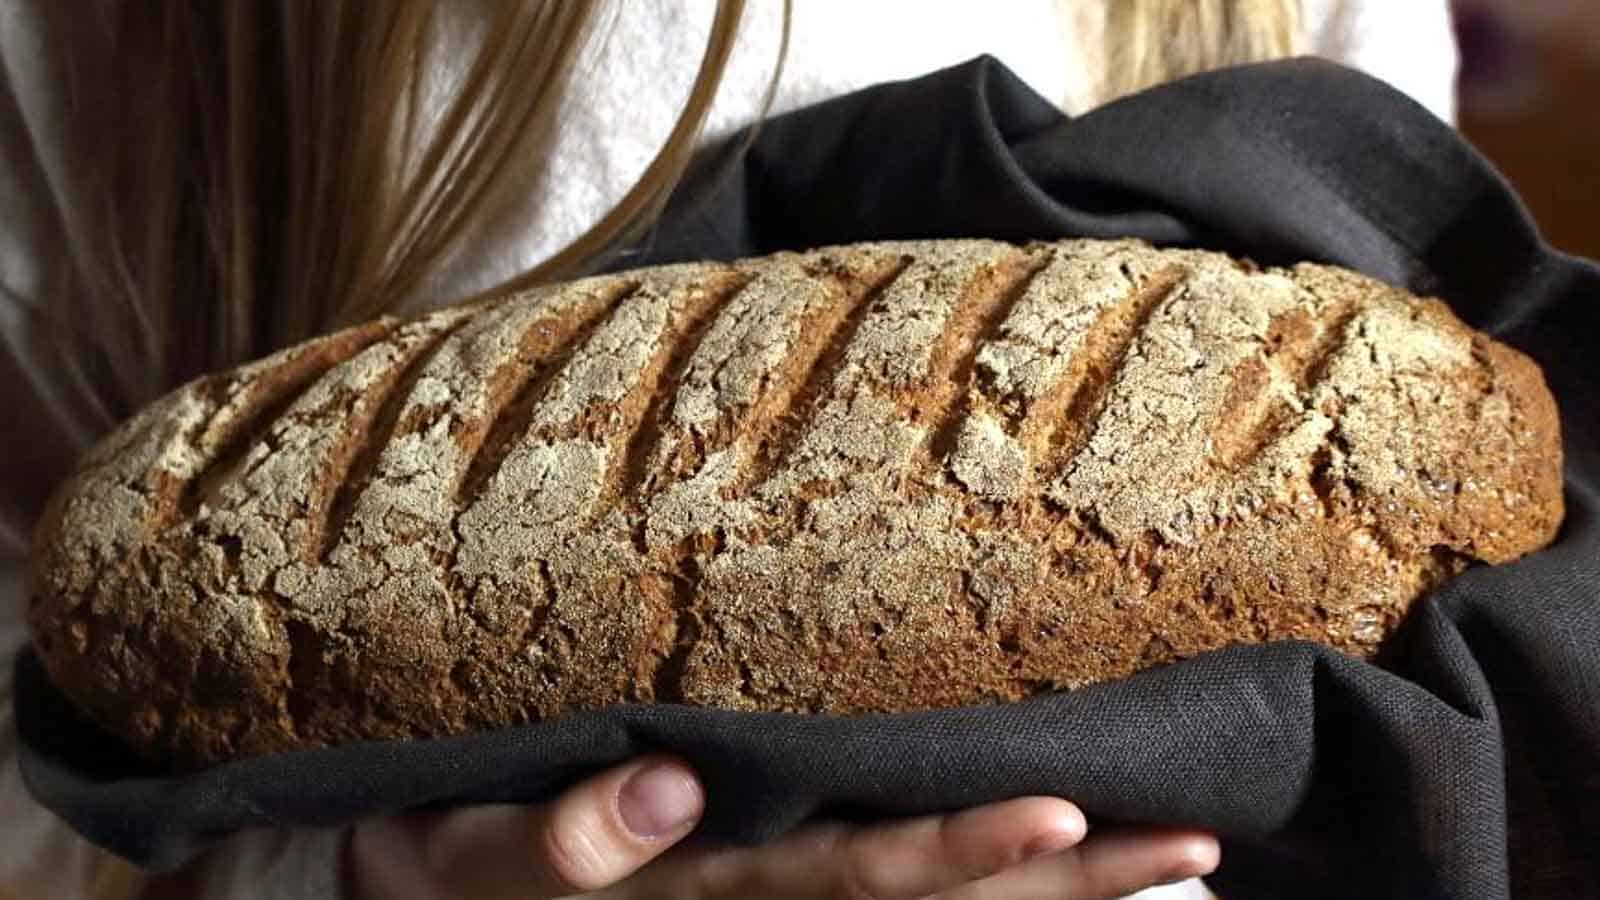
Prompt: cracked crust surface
<box><xmin>28</xmin><ymin>239</ymin><xmax>1564</xmax><ymax>769</ymax></box>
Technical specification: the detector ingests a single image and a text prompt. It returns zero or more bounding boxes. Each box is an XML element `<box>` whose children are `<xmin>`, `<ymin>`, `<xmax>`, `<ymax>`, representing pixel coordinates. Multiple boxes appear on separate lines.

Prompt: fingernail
<box><xmin>618</xmin><ymin>763</ymin><xmax>703</xmax><ymax>839</ymax></box>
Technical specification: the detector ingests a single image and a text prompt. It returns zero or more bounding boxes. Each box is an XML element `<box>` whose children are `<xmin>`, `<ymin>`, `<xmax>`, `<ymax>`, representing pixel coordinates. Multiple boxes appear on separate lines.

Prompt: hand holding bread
<box><xmin>340</xmin><ymin>755</ymin><xmax>1218</xmax><ymax>900</ymax></box>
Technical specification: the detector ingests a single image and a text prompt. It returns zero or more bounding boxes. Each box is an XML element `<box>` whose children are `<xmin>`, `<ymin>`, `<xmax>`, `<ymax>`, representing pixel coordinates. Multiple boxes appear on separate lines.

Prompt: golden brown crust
<box><xmin>28</xmin><ymin>239</ymin><xmax>1565</xmax><ymax>769</ymax></box>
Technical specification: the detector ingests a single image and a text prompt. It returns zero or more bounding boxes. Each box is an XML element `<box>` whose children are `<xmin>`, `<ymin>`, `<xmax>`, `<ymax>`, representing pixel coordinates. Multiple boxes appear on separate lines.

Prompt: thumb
<box><xmin>349</xmin><ymin>755</ymin><xmax>704</xmax><ymax>900</ymax></box>
<box><xmin>524</xmin><ymin>755</ymin><xmax>705</xmax><ymax>895</ymax></box>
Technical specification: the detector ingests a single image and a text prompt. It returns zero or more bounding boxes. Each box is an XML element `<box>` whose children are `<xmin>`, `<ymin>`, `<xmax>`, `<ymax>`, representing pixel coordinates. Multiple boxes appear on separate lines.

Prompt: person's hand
<box><xmin>346</xmin><ymin>755</ymin><xmax>1219</xmax><ymax>899</ymax></box>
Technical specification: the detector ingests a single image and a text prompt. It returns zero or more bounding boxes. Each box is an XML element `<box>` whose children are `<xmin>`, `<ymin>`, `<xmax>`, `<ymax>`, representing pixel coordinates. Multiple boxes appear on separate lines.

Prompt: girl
<box><xmin>0</xmin><ymin>2</ymin><xmax>1459</xmax><ymax>897</ymax></box>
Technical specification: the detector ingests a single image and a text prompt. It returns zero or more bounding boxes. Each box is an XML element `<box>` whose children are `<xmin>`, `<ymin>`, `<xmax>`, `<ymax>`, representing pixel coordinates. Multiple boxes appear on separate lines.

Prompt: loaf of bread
<box><xmin>30</xmin><ymin>239</ymin><xmax>1563</xmax><ymax>769</ymax></box>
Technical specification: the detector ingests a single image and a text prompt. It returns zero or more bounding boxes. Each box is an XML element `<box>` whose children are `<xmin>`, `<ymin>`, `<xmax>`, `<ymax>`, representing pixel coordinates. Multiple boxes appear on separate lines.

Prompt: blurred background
<box><xmin>1454</xmin><ymin>0</ymin><xmax>1600</xmax><ymax>260</ymax></box>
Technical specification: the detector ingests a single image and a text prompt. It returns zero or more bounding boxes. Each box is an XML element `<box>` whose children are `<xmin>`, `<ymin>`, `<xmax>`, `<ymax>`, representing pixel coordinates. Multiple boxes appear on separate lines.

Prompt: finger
<box><xmin>934</xmin><ymin>827</ymin><xmax>1220</xmax><ymax>900</ymax></box>
<box><xmin>522</xmin><ymin>755</ymin><xmax>705</xmax><ymax>896</ymax></box>
<box><xmin>839</xmin><ymin>797</ymin><xmax>1088</xmax><ymax>898</ymax></box>
<box><xmin>686</xmin><ymin>797</ymin><xmax>1085</xmax><ymax>900</ymax></box>
<box><xmin>371</xmin><ymin>755</ymin><xmax>704</xmax><ymax>900</ymax></box>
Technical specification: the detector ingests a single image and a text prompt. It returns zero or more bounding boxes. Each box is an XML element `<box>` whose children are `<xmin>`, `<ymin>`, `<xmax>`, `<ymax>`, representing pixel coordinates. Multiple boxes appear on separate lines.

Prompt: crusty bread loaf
<box><xmin>29</xmin><ymin>239</ymin><xmax>1563</xmax><ymax>769</ymax></box>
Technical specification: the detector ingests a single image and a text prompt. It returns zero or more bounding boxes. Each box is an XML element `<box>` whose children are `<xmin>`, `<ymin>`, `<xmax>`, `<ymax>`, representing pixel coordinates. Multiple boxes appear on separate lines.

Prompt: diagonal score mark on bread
<box><xmin>637</xmin><ymin>249</ymin><xmax>913</xmax><ymax>540</ymax></box>
<box><xmin>743</xmin><ymin>242</ymin><xmax>1042</xmax><ymax>507</ymax></box>
<box><xmin>201</xmin><ymin>310</ymin><xmax>477</xmax><ymax>575</ymax></box>
<box><xmin>28</xmin><ymin>239</ymin><xmax>1565</xmax><ymax>768</ymax></box>
<box><xmin>1047</xmin><ymin>253</ymin><xmax>1340</xmax><ymax>547</ymax></box>
<box><xmin>452</xmin><ymin>266</ymin><xmax>752</xmax><ymax>579</ymax></box>
<box><xmin>949</xmin><ymin>243</ymin><xmax>1186</xmax><ymax>502</ymax></box>
<box><xmin>39</xmin><ymin>319</ymin><xmax>396</xmax><ymax>599</ymax></box>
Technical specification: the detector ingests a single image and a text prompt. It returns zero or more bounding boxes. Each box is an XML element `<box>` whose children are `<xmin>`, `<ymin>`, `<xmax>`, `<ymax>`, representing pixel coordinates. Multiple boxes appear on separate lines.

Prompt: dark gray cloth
<box><xmin>17</xmin><ymin>57</ymin><xmax>1600</xmax><ymax>899</ymax></box>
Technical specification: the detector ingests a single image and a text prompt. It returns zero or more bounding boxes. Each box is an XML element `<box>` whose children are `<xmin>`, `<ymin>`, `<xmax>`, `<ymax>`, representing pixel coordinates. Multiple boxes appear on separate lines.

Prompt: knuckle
<box><xmin>535</xmin><ymin>815</ymin><xmax>614</xmax><ymax>893</ymax></box>
<box><xmin>836</xmin><ymin>831</ymin><xmax>895</xmax><ymax>900</ymax></box>
<box><xmin>683</xmin><ymin>850</ymin><xmax>737</xmax><ymax>899</ymax></box>
<box><xmin>839</xmin><ymin>872</ymin><xmax>889</xmax><ymax>900</ymax></box>
<box><xmin>934</xmin><ymin>814</ymin><xmax>994</xmax><ymax>883</ymax></box>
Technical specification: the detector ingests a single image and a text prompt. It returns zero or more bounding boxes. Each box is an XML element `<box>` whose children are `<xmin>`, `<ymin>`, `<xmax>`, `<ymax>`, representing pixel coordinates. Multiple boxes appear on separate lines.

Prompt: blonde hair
<box><xmin>59</xmin><ymin>0</ymin><xmax>1294</xmax><ymax>419</ymax></box>
<box><xmin>1102</xmin><ymin>0</ymin><xmax>1304</xmax><ymax>104</ymax></box>
<box><xmin>57</xmin><ymin>0</ymin><xmax>744</xmax><ymax>415</ymax></box>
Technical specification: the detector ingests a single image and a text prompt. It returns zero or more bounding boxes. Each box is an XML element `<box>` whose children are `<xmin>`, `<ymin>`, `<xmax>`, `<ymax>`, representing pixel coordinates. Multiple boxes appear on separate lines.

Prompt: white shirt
<box><xmin>0</xmin><ymin>2</ymin><xmax>1458</xmax><ymax>897</ymax></box>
